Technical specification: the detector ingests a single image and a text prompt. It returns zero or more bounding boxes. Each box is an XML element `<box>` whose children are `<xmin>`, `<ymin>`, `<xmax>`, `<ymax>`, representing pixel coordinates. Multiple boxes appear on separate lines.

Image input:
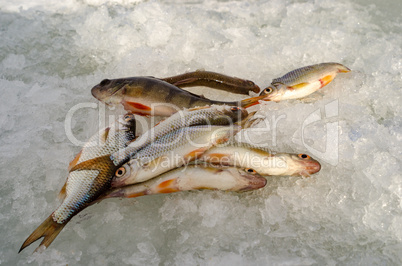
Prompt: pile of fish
<box><xmin>19</xmin><ymin>62</ymin><xmax>350</xmax><ymax>253</ymax></box>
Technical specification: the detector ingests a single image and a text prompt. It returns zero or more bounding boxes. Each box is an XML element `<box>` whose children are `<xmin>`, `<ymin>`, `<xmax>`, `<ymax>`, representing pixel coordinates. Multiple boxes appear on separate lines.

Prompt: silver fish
<box><xmin>19</xmin><ymin>114</ymin><xmax>136</xmax><ymax>253</ymax></box>
<box><xmin>104</xmin><ymin>165</ymin><xmax>267</xmax><ymax>199</ymax></box>
<box><xmin>260</xmin><ymin>62</ymin><xmax>350</xmax><ymax>101</ymax></box>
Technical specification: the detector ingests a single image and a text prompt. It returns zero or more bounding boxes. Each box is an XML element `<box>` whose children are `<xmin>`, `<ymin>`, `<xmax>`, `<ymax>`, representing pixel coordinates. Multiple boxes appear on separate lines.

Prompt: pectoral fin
<box><xmin>291</xmin><ymin>82</ymin><xmax>310</xmax><ymax>90</ymax></box>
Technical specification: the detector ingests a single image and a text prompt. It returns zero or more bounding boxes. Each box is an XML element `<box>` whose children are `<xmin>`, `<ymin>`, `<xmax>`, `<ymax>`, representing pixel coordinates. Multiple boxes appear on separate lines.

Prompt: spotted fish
<box><xmin>91</xmin><ymin>76</ymin><xmax>264</xmax><ymax>116</ymax></box>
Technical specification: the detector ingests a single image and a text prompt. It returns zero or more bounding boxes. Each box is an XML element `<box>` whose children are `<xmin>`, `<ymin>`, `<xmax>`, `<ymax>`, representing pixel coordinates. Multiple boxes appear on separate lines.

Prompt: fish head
<box><xmin>91</xmin><ymin>78</ymin><xmax>128</xmax><ymax>105</ymax></box>
<box><xmin>236</xmin><ymin>167</ymin><xmax>267</xmax><ymax>191</ymax></box>
<box><xmin>285</xmin><ymin>153</ymin><xmax>321</xmax><ymax>177</ymax></box>
<box><xmin>117</xmin><ymin>113</ymin><xmax>136</xmax><ymax>133</ymax></box>
<box><xmin>110</xmin><ymin>163</ymin><xmax>132</xmax><ymax>187</ymax></box>
<box><xmin>259</xmin><ymin>83</ymin><xmax>286</xmax><ymax>102</ymax></box>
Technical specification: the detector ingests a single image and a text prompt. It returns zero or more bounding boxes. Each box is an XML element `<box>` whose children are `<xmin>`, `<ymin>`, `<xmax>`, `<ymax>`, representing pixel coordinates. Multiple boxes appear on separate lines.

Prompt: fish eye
<box><xmin>245</xmin><ymin>168</ymin><xmax>256</xmax><ymax>174</ymax></box>
<box><xmin>264</xmin><ymin>87</ymin><xmax>273</xmax><ymax>94</ymax></box>
<box><xmin>298</xmin><ymin>154</ymin><xmax>310</xmax><ymax>159</ymax></box>
<box><xmin>115</xmin><ymin>166</ymin><xmax>126</xmax><ymax>177</ymax></box>
<box><xmin>124</xmin><ymin>114</ymin><xmax>133</xmax><ymax>121</ymax></box>
<box><xmin>100</xmin><ymin>79</ymin><xmax>111</xmax><ymax>86</ymax></box>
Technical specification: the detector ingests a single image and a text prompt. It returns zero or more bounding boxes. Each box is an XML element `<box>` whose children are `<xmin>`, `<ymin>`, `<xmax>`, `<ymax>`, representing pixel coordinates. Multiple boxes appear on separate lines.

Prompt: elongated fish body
<box><xmin>104</xmin><ymin>165</ymin><xmax>267</xmax><ymax>199</ymax></box>
<box><xmin>260</xmin><ymin>62</ymin><xmax>351</xmax><ymax>101</ymax></box>
<box><xmin>160</xmin><ymin>70</ymin><xmax>261</xmax><ymax>95</ymax></box>
<box><xmin>110</xmin><ymin>105</ymin><xmax>247</xmax><ymax>166</ymax></box>
<box><xmin>111</xmin><ymin>125</ymin><xmax>240</xmax><ymax>187</ymax></box>
<box><xmin>19</xmin><ymin>114</ymin><xmax>136</xmax><ymax>253</ymax></box>
<box><xmin>199</xmin><ymin>142</ymin><xmax>321</xmax><ymax>177</ymax></box>
<box><xmin>91</xmin><ymin>76</ymin><xmax>263</xmax><ymax>116</ymax></box>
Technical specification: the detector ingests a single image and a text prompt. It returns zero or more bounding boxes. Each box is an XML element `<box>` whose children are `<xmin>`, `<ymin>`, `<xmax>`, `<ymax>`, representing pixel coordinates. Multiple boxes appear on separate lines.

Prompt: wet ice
<box><xmin>1</xmin><ymin>0</ymin><xmax>401</xmax><ymax>265</ymax></box>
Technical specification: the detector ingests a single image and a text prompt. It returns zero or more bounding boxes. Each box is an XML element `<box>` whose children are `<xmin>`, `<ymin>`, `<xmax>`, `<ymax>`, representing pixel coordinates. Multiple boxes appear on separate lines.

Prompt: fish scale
<box><xmin>111</xmin><ymin>125</ymin><xmax>240</xmax><ymax>187</ymax></box>
<box><xmin>110</xmin><ymin>105</ymin><xmax>247</xmax><ymax>166</ymax></box>
<box><xmin>19</xmin><ymin>114</ymin><xmax>136</xmax><ymax>253</ymax></box>
<box><xmin>199</xmin><ymin>141</ymin><xmax>322</xmax><ymax>177</ymax></box>
<box><xmin>104</xmin><ymin>165</ymin><xmax>267</xmax><ymax>199</ymax></box>
<box><xmin>261</xmin><ymin>62</ymin><xmax>350</xmax><ymax>101</ymax></box>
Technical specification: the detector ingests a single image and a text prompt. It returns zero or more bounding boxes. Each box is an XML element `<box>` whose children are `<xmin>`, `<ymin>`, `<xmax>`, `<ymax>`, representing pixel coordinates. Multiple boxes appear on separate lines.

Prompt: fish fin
<box><xmin>123</xmin><ymin>101</ymin><xmax>152</xmax><ymax>111</ymax></box>
<box><xmin>69</xmin><ymin>155</ymin><xmax>115</xmax><ymax>172</ymax></box>
<box><xmin>319</xmin><ymin>75</ymin><xmax>334</xmax><ymax>88</ymax></box>
<box><xmin>68</xmin><ymin>150</ymin><xmax>83</xmax><ymax>172</ymax></box>
<box><xmin>240</xmin><ymin>95</ymin><xmax>267</xmax><ymax>108</ymax></box>
<box><xmin>57</xmin><ymin>181</ymin><xmax>67</xmax><ymax>200</ymax></box>
<box><xmin>156</xmin><ymin>179</ymin><xmax>180</xmax><ymax>194</ymax></box>
<box><xmin>237</xmin><ymin>111</ymin><xmax>262</xmax><ymax>129</ymax></box>
<box><xmin>201</xmin><ymin>153</ymin><xmax>232</xmax><ymax>165</ymax></box>
<box><xmin>291</xmin><ymin>82</ymin><xmax>310</xmax><ymax>90</ymax></box>
<box><xmin>183</xmin><ymin>147</ymin><xmax>210</xmax><ymax>162</ymax></box>
<box><xmin>100</xmin><ymin>127</ymin><xmax>111</xmax><ymax>143</ymax></box>
<box><xmin>19</xmin><ymin>215</ymin><xmax>65</xmax><ymax>253</ymax></box>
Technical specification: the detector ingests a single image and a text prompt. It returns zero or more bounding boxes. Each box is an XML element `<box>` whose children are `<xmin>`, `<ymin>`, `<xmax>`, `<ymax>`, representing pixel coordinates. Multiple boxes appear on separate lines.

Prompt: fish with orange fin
<box><xmin>110</xmin><ymin>105</ymin><xmax>248</xmax><ymax>167</ymax></box>
<box><xmin>111</xmin><ymin>125</ymin><xmax>241</xmax><ymax>188</ymax></box>
<box><xmin>103</xmin><ymin>165</ymin><xmax>267</xmax><ymax>199</ymax></box>
<box><xmin>160</xmin><ymin>70</ymin><xmax>261</xmax><ymax>95</ymax></box>
<box><xmin>19</xmin><ymin>114</ymin><xmax>136</xmax><ymax>253</ymax></box>
<box><xmin>199</xmin><ymin>142</ymin><xmax>321</xmax><ymax>177</ymax></box>
<box><xmin>260</xmin><ymin>62</ymin><xmax>351</xmax><ymax>101</ymax></box>
<box><xmin>91</xmin><ymin>76</ymin><xmax>264</xmax><ymax>117</ymax></box>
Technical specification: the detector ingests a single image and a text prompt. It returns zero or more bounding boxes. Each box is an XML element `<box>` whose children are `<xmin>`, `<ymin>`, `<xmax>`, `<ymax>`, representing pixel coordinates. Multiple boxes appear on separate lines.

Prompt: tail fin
<box><xmin>19</xmin><ymin>215</ymin><xmax>65</xmax><ymax>253</ymax></box>
<box><xmin>240</xmin><ymin>95</ymin><xmax>267</xmax><ymax>108</ymax></box>
<box><xmin>236</xmin><ymin>111</ymin><xmax>263</xmax><ymax>129</ymax></box>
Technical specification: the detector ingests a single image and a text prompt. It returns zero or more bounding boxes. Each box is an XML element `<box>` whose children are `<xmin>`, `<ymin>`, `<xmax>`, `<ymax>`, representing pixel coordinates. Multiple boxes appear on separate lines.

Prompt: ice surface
<box><xmin>1</xmin><ymin>0</ymin><xmax>401</xmax><ymax>265</ymax></box>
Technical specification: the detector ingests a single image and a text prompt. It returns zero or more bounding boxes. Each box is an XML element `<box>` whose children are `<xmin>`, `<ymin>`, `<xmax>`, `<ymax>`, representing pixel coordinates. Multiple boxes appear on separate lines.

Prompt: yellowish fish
<box><xmin>103</xmin><ymin>165</ymin><xmax>267</xmax><ymax>199</ymax></box>
<box><xmin>260</xmin><ymin>62</ymin><xmax>351</xmax><ymax>101</ymax></box>
<box><xmin>19</xmin><ymin>114</ymin><xmax>136</xmax><ymax>253</ymax></box>
<box><xmin>199</xmin><ymin>142</ymin><xmax>321</xmax><ymax>177</ymax></box>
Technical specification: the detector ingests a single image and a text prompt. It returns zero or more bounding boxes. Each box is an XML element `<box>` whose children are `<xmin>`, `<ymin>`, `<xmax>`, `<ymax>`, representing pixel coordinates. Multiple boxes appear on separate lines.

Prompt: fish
<box><xmin>103</xmin><ymin>165</ymin><xmax>267</xmax><ymax>199</ymax></box>
<box><xmin>198</xmin><ymin>142</ymin><xmax>321</xmax><ymax>177</ymax></box>
<box><xmin>111</xmin><ymin>125</ymin><xmax>240</xmax><ymax>187</ymax></box>
<box><xmin>160</xmin><ymin>70</ymin><xmax>261</xmax><ymax>95</ymax></box>
<box><xmin>110</xmin><ymin>105</ymin><xmax>248</xmax><ymax>166</ymax></box>
<box><xmin>259</xmin><ymin>62</ymin><xmax>351</xmax><ymax>101</ymax></box>
<box><xmin>19</xmin><ymin>114</ymin><xmax>136</xmax><ymax>253</ymax></box>
<box><xmin>91</xmin><ymin>76</ymin><xmax>265</xmax><ymax>116</ymax></box>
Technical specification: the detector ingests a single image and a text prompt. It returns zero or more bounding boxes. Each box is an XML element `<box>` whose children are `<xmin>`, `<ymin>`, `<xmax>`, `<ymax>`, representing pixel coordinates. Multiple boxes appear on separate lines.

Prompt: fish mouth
<box><xmin>91</xmin><ymin>81</ymin><xmax>126</xmax><ymax>103</ymax></box>
<box><xmin>299</xmin><ymin>161</ymin><xmax>321</xmax><ymax>177</ymax></box>
<box><xmin>110</xmin><ymin>177</ymin><xmax>127</xmax><ymax>188</ymax></box>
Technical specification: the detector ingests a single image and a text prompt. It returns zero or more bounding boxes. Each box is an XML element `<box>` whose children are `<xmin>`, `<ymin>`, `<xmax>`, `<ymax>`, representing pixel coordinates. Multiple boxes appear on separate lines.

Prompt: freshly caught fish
<box><xmin>160</xmin><ymin>70</ymin><xmax>261</xmax><ymax>95</ymax></box>
<box><xmin>104</xmin><ymin>165</ymin><xmax>267</xmax><ymax>199</ymax></box>
<box><xmin>110</xmin><ymin>105</ymin><xmax>248</xmax><ymax>166</ymax></box>
<box><xmin>111</xmin><ymin>125</ymin><xmax>240</xmax><ymax>187</ymax></box>
<box><xmin>260</xmin><ymin>62</ymin><xmax>350</xmax><ymax>101</ymax></box>
<box><xmin>91</xmin><ymin>76</ymin><xmax>264</xmax><ymax>116</ymax></box>
<box><xmin>19</xmin><ymin>114</ymin><xmax>136</xmax><ymax>253</ymax></box>
<box><xmin>199</xmin><ymin>142</ymin><xmax>321</xmax><ymax>177</ymax></box>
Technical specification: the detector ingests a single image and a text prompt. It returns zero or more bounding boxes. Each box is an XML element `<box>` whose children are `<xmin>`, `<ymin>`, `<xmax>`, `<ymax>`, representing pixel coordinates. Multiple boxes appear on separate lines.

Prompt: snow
<box><xmin>0</xmin><ymin>0</ymin><xmax>401</xmax><ymax>264</ymax></box>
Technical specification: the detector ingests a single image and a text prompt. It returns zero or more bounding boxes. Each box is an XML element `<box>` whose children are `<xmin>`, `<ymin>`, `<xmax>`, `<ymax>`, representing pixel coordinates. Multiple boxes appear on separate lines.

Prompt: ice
<box><xmin>1</xmin><ymin>0</ymin><xmax>401</xmax><ymax>265</ymax></box>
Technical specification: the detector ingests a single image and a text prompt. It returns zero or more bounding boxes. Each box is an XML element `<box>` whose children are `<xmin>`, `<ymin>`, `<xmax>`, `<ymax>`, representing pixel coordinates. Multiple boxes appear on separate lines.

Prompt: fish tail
<box><xmin>19</xmin><ymin>215</ymin><xmax>65</xmax><ymax>253</ymax></box>
<box><xmin>237</xmin><ymin>111</ymin><xmax>261</xmax><ymax>129</ymax></box>
<box><xmin>240</xmin><ymin>95</ymin><xmax>266</xmax><ymax>108</ymax></box>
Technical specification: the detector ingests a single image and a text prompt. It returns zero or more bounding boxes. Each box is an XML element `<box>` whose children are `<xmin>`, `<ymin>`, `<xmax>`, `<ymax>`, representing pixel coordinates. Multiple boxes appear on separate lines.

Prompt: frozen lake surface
<box><xmin>0</xmin><ymin>0</ymin><xmax>401</xmax><ymax>265</ymax></box>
